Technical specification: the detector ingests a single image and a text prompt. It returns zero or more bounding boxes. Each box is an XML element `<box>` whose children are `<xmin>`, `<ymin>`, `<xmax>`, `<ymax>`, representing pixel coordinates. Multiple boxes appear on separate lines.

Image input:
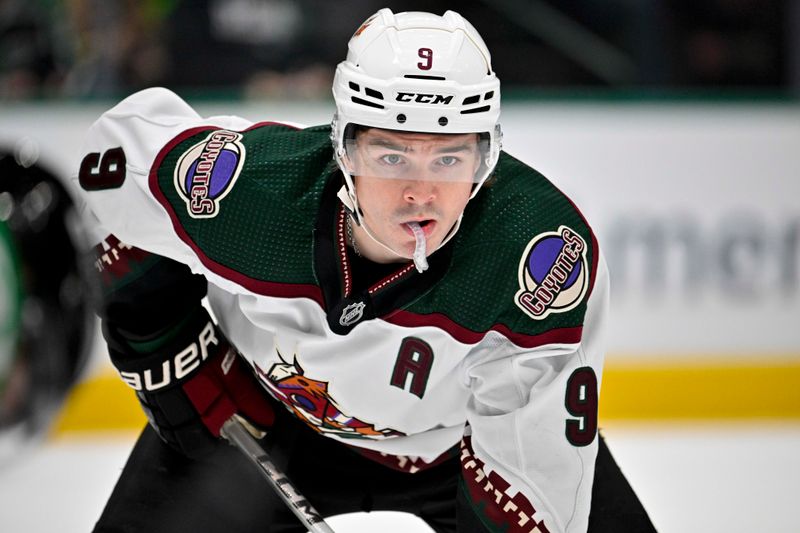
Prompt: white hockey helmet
<box><xmin>332</xmin><ymin>8</ymin><xmax>502</xmax><ymax>216</ymax></box>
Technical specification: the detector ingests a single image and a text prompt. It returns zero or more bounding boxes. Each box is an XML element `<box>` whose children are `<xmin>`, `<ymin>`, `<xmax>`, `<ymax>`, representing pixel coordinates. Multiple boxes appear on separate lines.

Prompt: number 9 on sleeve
<box><xmin>565</xmin><ymin>367</ymin><xmax>598</xmax><ymax>447</ymax></box>
<box><xmin>79</xmin><ymin>147</ymin><xmax>126</xmax><ymax>190</ymax></box>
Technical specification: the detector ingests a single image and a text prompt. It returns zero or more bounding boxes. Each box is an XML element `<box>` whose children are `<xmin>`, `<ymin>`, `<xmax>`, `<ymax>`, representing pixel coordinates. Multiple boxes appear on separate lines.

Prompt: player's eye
<box><xmin>380</xmin><ymin>153</ymin><xmax>405</xmax><ymax>166</ymax></box>
<box><xmin>438</xmin><ymin>155</ymin><xmax>460</xmax><ymax>167</ymax></box>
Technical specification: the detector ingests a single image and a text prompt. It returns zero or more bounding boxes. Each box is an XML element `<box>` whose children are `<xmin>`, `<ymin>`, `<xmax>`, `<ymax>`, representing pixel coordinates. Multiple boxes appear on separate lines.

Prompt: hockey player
<box><xmin>74</xmin><ymin>9</ymin><xmax>654</xmax><ymax>533</ymax></box>
<box><xmin>0</xmin><ymin>149</ymin><xmax>94</xmax><ymax>463</ymax></box>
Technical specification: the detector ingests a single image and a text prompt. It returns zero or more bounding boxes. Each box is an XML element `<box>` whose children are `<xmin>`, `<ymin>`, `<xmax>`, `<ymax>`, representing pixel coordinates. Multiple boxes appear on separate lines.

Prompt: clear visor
<box><xmin>344</xmin><ymin>130</ymin><xmax>490</xmax><ymax>183</ymax></box>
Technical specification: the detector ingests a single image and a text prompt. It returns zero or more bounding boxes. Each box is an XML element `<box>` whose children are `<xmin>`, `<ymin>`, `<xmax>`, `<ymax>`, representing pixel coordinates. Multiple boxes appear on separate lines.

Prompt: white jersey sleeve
<box><xmin>461</xmin><ymin>255</ymin><xmax>609</xmax><ymax>533</ymax></box>
<box><xmin>71</xmin><ymin>88</ymin><xmax>257</xmax><ymax>283</ymax></box>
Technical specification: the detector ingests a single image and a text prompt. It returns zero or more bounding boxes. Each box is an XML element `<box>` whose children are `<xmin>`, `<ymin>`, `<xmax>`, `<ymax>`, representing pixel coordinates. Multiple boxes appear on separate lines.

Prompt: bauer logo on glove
<box><xmin>118</xmin><ymin>320</ymin><xmax>219</xmax><ymax>391</ymax></box>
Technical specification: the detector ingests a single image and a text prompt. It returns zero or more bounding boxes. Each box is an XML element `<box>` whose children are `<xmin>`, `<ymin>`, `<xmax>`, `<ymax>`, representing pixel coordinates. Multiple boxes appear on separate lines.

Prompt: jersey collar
<box><xmin>313</xmin><ymin>172</ymin><xmax>453</xmax><ymax>334</ymax></box>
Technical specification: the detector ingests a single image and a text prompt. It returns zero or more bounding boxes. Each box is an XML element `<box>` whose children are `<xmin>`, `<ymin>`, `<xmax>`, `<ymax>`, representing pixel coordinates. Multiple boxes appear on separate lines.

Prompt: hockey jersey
<box><xmin>73</xmin><ymin>87</ymin><xmax>609</xmax><ymax>533</ymax></box>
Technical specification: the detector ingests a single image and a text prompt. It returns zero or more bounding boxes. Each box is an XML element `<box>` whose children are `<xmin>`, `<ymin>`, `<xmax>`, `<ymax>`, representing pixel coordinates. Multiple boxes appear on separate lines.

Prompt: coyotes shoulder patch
<box><xmin>173</xmin><ymin>130</ymin><xmax>245</xmax><ymax>218</ymax></box>
<box><xmin>515</xmin><ymin>225</ymin><xmax>589</xmax><ymax>320</ymax></box>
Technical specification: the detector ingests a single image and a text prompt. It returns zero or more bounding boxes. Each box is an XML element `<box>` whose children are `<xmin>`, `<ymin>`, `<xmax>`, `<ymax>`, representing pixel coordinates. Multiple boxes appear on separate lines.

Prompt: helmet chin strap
<box><xmin>336</xmin><ymin>185</ymin><xmax>424</xmax><ymax>271</ymax></box>
<box><xmin>337</xmin><ymin>184</ymin><xmax>464</xmax><ymax>273</ymax></box>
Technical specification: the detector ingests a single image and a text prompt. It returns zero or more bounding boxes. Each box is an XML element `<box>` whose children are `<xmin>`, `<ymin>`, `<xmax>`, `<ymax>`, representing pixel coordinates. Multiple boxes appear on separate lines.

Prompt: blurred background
<box><xmin>1</xmin><ymin>1</ymin><xmax>799</xmax><ymax>532</ymax></box>
<box><xmin>1</xmin><ymin>0</ymin><xmax>799</xmax><ymax>98</ymax></box>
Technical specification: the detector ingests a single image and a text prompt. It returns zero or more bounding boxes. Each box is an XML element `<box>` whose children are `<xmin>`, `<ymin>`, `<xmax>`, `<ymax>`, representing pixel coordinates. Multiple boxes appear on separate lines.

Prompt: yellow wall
<box><xmin>50</xmin><ymin>355</ymin><xmax>800</xmax><ymax>438</ymax></box>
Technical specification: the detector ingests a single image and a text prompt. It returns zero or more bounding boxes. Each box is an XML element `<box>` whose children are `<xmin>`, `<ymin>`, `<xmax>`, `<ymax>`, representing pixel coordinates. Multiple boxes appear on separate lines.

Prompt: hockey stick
<box><xmin>220</xmin><ymin>415</ymin><xmax>336</xmax><ymax>533</ymax></box>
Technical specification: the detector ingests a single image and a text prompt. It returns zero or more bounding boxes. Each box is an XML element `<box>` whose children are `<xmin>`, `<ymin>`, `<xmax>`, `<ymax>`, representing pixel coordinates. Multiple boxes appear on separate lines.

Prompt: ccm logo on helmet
<box><xmin>395</xmin><ymin>92</ymin><xmax>454</xmax><ymax>105</ymax></box>
<box><xmin>119</xmin><ymin>322</ymin><xmax>219</xmax><ymax>391</ymax></box>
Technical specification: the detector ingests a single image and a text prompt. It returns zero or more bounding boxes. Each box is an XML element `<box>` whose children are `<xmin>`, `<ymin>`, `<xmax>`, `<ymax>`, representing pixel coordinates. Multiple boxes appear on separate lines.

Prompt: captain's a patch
<box><xmin>173</xmin><ymin>129</ymin><xmax>245</xmax><ymax>218</ymax></box>
<box><xmin>515</xmin><ymin>225</ymin><xmax>589</xmax><ymax>320</ymax></box>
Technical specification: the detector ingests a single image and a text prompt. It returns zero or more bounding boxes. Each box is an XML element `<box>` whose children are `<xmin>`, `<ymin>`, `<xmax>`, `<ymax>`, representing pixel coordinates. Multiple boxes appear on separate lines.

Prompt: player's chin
<box><xmin>406</xmin><ymin>233</ymin><xmax>441</xmax><ymax>256</ymax></box>
<box><xmin>391</xmin><ymin>226</ymin><xmax>441</xmax><ymax>259</ymax></box>
<box><xmin>396</xmin><ymin>241</ymin><xmax>417</xmax><ymax>259</ymax></box>
<box><xmin>393</xmin><ymin>236</ymin><xmax>420</xmax><ymax>259</ymax></box>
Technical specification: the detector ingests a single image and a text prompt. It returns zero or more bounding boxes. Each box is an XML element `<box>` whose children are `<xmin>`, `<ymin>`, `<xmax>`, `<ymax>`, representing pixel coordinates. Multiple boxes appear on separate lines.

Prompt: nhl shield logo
<box><xmin>174</xmin><ymin>130</ymin><xmax>246</xmax><ymax>218</ymax></box>
<box><xmin>339</xmin><ymin>301</ymin><xmax>366</xmax><ymax>327</ymax></box>
<box><xmin>515</xmin><ymin>225</ymin><xmax>589</xmax><ymax>320</ymax></box>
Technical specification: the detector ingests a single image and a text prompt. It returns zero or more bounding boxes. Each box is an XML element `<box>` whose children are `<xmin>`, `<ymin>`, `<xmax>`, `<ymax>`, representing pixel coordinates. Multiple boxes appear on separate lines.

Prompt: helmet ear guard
<box><xmin>330</xmin><ymin>114</ymin><xmax>360</xmax><ymax>220</ymax></box>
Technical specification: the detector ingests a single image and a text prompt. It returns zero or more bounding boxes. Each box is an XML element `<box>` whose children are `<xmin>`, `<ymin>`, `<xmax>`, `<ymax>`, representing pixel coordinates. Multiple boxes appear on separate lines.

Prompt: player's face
<box><xmin>351</xmin><ymin>128</ymin><xmax>480</xmax><ymax>261</ymax></box>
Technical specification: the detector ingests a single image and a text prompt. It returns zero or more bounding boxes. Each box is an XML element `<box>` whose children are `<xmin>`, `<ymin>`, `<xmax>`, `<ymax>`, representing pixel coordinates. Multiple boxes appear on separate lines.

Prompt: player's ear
<box><xmin>341</xmin><ymin>150</ymin><xmax>356</xmax><ymax>175</ymax></box>
<box><xmin>472</xmin><ymin>147</ymin><xmax>482</xmax><ymax>174</ymax></box>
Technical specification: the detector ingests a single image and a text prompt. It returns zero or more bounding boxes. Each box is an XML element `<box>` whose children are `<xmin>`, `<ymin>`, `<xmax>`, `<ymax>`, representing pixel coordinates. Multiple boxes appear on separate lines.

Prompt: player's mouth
<box><xmin>403</xmin><ymin>219</ymin><xmax>436</xmax><ymax>238</ymax></box>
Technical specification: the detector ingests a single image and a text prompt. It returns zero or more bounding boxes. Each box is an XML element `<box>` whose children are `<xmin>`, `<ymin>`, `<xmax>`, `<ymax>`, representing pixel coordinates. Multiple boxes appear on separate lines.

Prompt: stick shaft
<box><xmin>220</xmin><ymin>417</ymin><xmax>335</xmax><ymax>533</ymax></box>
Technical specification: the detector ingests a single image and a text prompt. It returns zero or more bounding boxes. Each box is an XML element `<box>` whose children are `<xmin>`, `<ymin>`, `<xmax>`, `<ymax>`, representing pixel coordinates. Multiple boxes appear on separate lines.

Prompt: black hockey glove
<box><xmin>105</xmin><ymin>307</ymin><xmax>275</xmax><ymax>458</ymax></box>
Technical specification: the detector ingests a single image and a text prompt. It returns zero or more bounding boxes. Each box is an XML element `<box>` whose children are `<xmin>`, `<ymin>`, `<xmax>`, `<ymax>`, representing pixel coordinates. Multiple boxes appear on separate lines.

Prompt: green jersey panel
<box><xmin>150</xmin><ymin>123</ymin><xmax>598</xmax><ymax>343</ymax></box>
<box><xmin>403</xmin><ymin>152</ymin><xmax>598</xmax><ymax>339</ymax></box>
<box><xmin>150</xmin><ymin>123</ymin><xmax>335</xmax><ymax>286</ymax></box>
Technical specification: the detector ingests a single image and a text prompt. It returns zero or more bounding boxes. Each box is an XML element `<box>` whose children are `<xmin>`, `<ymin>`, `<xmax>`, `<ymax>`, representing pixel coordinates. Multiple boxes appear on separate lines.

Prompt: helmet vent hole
<box><xmin>404</xmin><ymin>74</ymin><xmax>446</xmax><ymax>81</ymax></box>
<box><xmin>349</xmin><ymin>82</ymin><xmax>360</xmax><ymax>92</ymax></box>
<box><xmin>484</xmin><ymin>91</ymin><xmax>494</xmax><ymax>100</ymax></box>
<box><xmin>438</xmin><ymin>117</ymin><xmax>449</xmax><ymax>126</ymax></box>
<box><xmin>396</xmin><ymin>114</ymin><xmax>407</xmax><ymax>124</ymax></box>
<box><xmin>461</xmin><ymin>106</ymin><xmax>490</xmax><ymax>115</ymax></box>
<box><xmin>364</xmin><ymin>87</ymin><xmax>384</xmax><ymax>100</ymax></box>
<box><xmin>351</xmin><ymin>96</ymin><xmax>385</xmax><ymax>110</ymax></box>
<box><xmin>462</xmin><ymin>95</ymin><xmax>480</xmax><ymax>105</ymax></box>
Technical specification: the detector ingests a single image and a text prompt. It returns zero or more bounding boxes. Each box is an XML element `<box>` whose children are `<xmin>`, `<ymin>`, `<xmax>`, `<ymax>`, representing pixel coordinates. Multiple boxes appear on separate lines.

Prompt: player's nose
<box><xmin>403</xmin><ymin>179</ymin><xmax>437</xmax><ymax>205</ymax></box>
